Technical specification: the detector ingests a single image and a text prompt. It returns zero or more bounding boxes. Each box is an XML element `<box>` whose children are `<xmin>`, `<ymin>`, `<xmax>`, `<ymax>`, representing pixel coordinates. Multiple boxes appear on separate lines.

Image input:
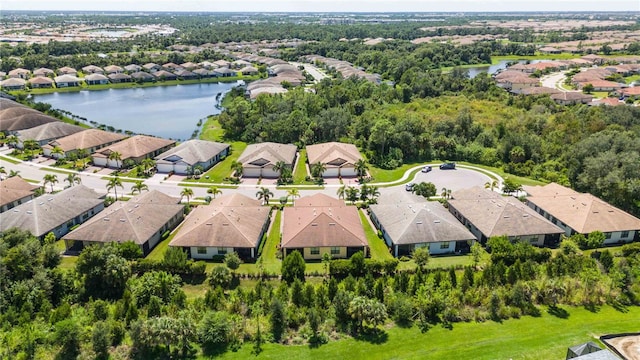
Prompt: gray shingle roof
<box><xmin>238</xmin><ymin>142</ymin><xmax>297</xmax><ymax>168</ymax></box>
<box><xmin>155</xmin><ymin>140</ymin><xmax>229</xmax><ymax>166</ymax></box>
<box><xmin>17</xmin><ymin>122</ymin><xmax>85</xmax><ymax>143</ymax></box>
<box><xmin>370</xmin><ymin>201</ymin><xmax>476</xmax><ymax>245</ymax></box>
<box><xmin>0</xmin><ymin>185</ymin><xmax>103</xmax><ymax>237</ymax></box>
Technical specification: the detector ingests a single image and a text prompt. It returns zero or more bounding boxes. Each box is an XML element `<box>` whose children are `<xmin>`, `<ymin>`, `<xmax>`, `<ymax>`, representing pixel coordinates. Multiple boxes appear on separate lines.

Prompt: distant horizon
<box><xmin>3</xmin><ymin>0</ymin><xmax>639</xmax><ymax>13</ymax></box>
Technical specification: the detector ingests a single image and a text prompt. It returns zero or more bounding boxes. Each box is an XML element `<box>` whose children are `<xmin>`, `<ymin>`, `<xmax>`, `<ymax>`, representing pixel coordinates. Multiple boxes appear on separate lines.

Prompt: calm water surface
<box><xmin>33</xmin><ymin>82</ymin><xmax>240</xmax><ymax>140</ymax></box>
<box><xmin>466</xmin><ymin>59</ymin><xmax>545</xmax><ymax>78</ymax></box>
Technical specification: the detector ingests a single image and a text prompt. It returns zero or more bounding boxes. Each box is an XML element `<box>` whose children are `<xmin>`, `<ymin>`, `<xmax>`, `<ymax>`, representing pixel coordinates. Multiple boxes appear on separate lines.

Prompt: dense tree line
<box><xmin>2</xmin><ymin>227</ymin><xmax>639</xmax><ymax>358</ymax></box>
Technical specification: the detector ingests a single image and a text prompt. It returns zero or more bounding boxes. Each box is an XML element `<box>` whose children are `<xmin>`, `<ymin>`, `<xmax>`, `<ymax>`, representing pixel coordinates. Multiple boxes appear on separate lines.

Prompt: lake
<box><xmin>33</xmin><ymin>81</ymin><xmax>241</xmax><ymax>140</ymax></box>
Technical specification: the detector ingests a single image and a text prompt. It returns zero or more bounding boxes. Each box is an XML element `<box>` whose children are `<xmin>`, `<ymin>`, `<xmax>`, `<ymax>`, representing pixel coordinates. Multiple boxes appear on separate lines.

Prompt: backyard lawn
<box><xmin>359</xmin><ymin>209</ymin><xmax>392</xmax><ymax>260</ymax></box>
<box><xmin>192</xmin><ymin>141</ymin><xmax>247</xmax><ymax>183</ymax></box>
<box><xmin>211</xmin><ymin>305</ymin><xmax>639</xmax><ymax>360</ymax></box>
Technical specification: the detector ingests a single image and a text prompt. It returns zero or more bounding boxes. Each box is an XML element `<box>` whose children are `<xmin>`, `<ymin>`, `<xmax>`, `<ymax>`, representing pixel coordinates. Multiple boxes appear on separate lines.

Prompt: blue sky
<box><xmin>3</xmin><ymin>0</ymin><xmax>639</xmax><ymax>12</ymax></box>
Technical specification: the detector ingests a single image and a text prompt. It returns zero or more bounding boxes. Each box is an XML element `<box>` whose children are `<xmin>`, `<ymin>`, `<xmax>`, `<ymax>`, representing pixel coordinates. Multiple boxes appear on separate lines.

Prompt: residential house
<box><xmin>577</xmin><ymin>79</ymin><xmax>623</xmax><ymax>92</ymax></box>
<box><xmin>56</xmin><ymin>67</ymin><xmax>77</xmax><ymax>76</ymax></box>
<box><xmin>519</xmin><ymin>86</ymin><xmax>562</xmax><ymax>96</ymax></box>
<box><xmin>32</xmin><ymin>68</ymin><xmax>55</xmax><ymax>77</ymax></box>
<box><xmin>198</xmin><ymin>61</ymin><xmax>217</xmax><ymax>70</ymax></box>
<box><xmin>153</xmin><ymin>70</ymin><xmax>177</xmax><ymax>81</ymax></box>
<box><xmin>496</xmin><ymin>74</ymin><xmax>540</xmax><ymax>92</ymax></box>
<box><xmin>1</xmin><ymin>78</ymin><xmax>26</xmax><ymax>90</ymax></box>
<box><xmin>0</xmin><ymin>177</ymin><xmax>40</xmax><ymax>213</ymax></box>
<box><xmin>162</xmin><ymin>62</ymin><xmax>183</xmax><ymax>72</ymax></box>
<box><xmin>525</xmin><ymin>183</ymin><xmax>640</xmax><ymax>245</ymax></box>
<box><xmin>566</xmin><ymin>342</ymin><xmax>619</xmax><ymax>360</ymax></box>
<box><xmin>282</xmin><ymin>193</ymin><xmax>368</xmax><ymax>259</ymax></box>
<box><xmin>42</xmin><ymin>128</ymin><xmax>126</xmax><ymax>159</ymax></box>
<box><xmin>28</xmin><ymin>76</ymin><xmax>54</xmax><ymax>88</ymax></box>
<box><xmin>173</xmin><ymin>69</ymin><xmax>198</xmax><ymax>80</ymax></box>
<box><xmin>81</xmin><ymin>65</ymin><xmax>104</xmax><ymax>74</ymax></box>
<box><xmin>92</xmin><ymin>135</ymin><xmax>175</xmax><ymax>168</ymax></box>
<box><xmin>0</xmin><ymin>106</ymin><xmax>58</xmax><ymax>133</ymax></box>
<box><xmin>614</xmin><ymin>87</ymin><xmax>640</xmax><ymax>99</ymax></box>
<box><xmin>108</xmin><ymin>73</ymin><xmax>132</xmax><ymax>83</ymax></box>
<box><xmin>589</xmin><ymin>97</ymin><xmax>623</xmax><ymax>106</ymax></box>
<box><xmin>193</xmin><ymin>68</ymin><xmax>214</xmax><ymax>78</ymax></box>
<box><xmin>8</xmin><ymin>68</ymin><xmax>30</xmax><ymax>79</ymax></box>
<box><xmin>232</xmin><ymin>59</ymin><xmax>252</xmax><ymax>69</ymax></box>
<box><xmin>0</xmin><ymin>185</ymin><xmax>104</xmax><ymax>240</ymax></box>
<box><xmin>63</xmin><ymin>190</ymin><xmax>184</xmax><ymax>255</ymax></box>
<box><xmin>306</xmin><ymin>142</ymin><xmax>364</xmax><ymax>177</ymax></box>
<box><xmin>130</xmin><ymin>71</ymin><xmax>155</xmax><ymax>82</ymax></box>
<box><xmin>84</xmin><ymin>73</ymin><xmax>110</xmax><ymax>85</ymax></box>
<box><xmin>169</xmin><ymin>194</ymin><xmax>270</xmax><ymax>259</ymax></box>
<box><xmin>447</xmin><ymin>187</ymin><xmax>564</xmax><ymax>246</ymax></box>
<box><xmin>104</xmin><ymin>65</ymin><xmax>124</xmax><ymax>74</ymax></box>
<box><xmin>155</xmin><ymin>139</ymin><xmax>229</xmax><ymax>175</ymax></box>
<box><xmin>239</xmin><ymin>66</ymin><xmax>259</xmax><ymax>76</ymax></box>
<box><xmin>124</xmin><ymin>64</ymin><xmax>142</xmax><ymax>73</ymax></box>
<box><xmin>143</xmin><ymin>63</ymin><xmax>162</xmax><ymax>73</ymax></box>
<box><xmin>16</xmin><ymin>122</ymin><xmax>85</xmax><ymax>147</ymax></box>
<box><xmin>213</xmin><ymin>67</ymin><xmax>236</xmax><ymax>77</ymax></box>
<box><xmin>213</xmin><ymin>60</ymin><xmax>231</xmax><ymax>68</ymax></box>
<box><xmin>539</xmin><ymin>46</ymin><xmax>562</xmax><ymax>54</ymax></box>
<box><xmin>550</xmin><ymin>92</ymin><xmax>594</xmax><ymax>105</ymax></box>
<box><xmin>180</xmin><ymin>62</ymin><xmax>198</xmax><ymax>70</ymax></box>
<box><xmin>54</xmin><ymin>74</ymin><xmax>81</xmax><ymax>88</ymax></box>
<box><xmin>370</xmin><ymin>196</ymin><xmax>476</xmax><ymax>257</ymax></box>
<box><xmin>237</xmin><ymin>142</ymin><xmax>297</xmax><ymax>178</ymax></box>
<box><xmin>581</xmin><ymin>54</ymin><xmax>606</xmax><ymax>65</ymax></box>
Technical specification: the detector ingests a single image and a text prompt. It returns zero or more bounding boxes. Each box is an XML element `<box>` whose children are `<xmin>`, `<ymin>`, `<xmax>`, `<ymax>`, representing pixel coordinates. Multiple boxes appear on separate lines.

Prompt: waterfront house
<box><xmin>0</xmin><ymin>177</ymin><xmax>41</xmax><ymax>213</ymax></box>
<box><xmin>92</xmin><ymin>135</ymin><xmax>175</xmax><ymax>168</ymax></box>
<box><xmin>42</xmin><ymin>128</ymin><xmax>126</xmax><ymax>159</ymax></box>
<box><xmin>155</xmin><ymin>139</ymin><xmax>230</xmax><ymax>175</ymax></box>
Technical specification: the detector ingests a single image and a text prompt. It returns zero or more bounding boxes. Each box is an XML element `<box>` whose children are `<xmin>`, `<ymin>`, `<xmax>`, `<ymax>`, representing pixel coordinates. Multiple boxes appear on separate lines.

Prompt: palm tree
<box><xmin>336</xmin><ymin>185</ymin><xmax>346</xmax><ymax>199</ymax></box>
<box><xmin>64</xmin><ymin>173</ymin><xmax>81</xmax><ymax>187</ymax></box>
<box><xmin>484</xmin><ymin>180</ymin><xmax>498</xmax><ymax>191</ymax></box>
<box><xmin>51</xmin><ymin>146</ymin><xmax>64</xmax><ymax>159</ymax></box>
<box><xmin>5</xmin><ymin>135</ymin><xmax>18</xmax><ymax>148</ymax></box>
<box><xmin>230</xmin><ymin>160</ymin><xmax>243</xmax><ymax>177</ymax></box>
<box><xmin>131</xmin><ymin>180</ymin><xmax>149</xmax><ymax>195</ymax></box>
<box><xmin>107</xmin><ymin>151</ymin><xmax>122</xmax><ymax>168</ymax></box>
<box><xmin>43</xmin><ymin>174</ymin><xmax>58</xmax><ymax>193</ymax></box>
<box><xmin>272</xmin><ymin>161</ymin><xmax>287</xmax><ymax>181</ymax></box>
<box><xmin>106</xmin><ymin>176</ymin><xmax>124</xmax><ymax>200</ymax></box>
<box><xmin>368</xmin><ymin>186</ymin><xmax>380</xmax><ymax>203</ymax></box>
<box><xmin>0</xmin><ymin>166</ymin><xmax>6</xmax><ymax>176</ymax></box>
<box><xmin>354</xmin><ymin>159</ymin><xmax>369</xmax><ymax>178</ymax></box>
<box><xmin>287</xmin><ymin>188</ymin><xmax>300</xmax><ymax>202</ymax></box>
<box><xmin>180</xmin><ymin>187</ymin><xmax>194</xmax><ymax>205</ymax></box>
<box><xmin>345</xmin><ymin>186</ymin><xmax>360</xmax><ymax>204</ymax></box>
<box><xmin>440</xmin><ymin>187</ymin><xmax>451</xmax><ymax>200</ymax></box>
<box><xmin>8</xmin><ymin>170</ymin><xmax>20</xmax><ymax>178</ymax></box>
<box><xmin>360</xmin><ymin>183</ymin><xmax>370</xmax><ymax>202</ymax></box>
<box><xmin>208</xmin><ymin>186</ymin><xmax>222</xmax><ymax>199</ymax></box>
<box><xmin>140</xmin><ymin>158</ymin><xmax>156</xmax><ymax>176</ymax></box>
<box><xmin>193</xmin><ymin>165</ymin><xmax>203</xmax><ymax>179</ymax></box>
<box><xmin>76</xmin><ymin>148</ymin><xmax>89</xmax><ymax>168</ymax></box>
<box><xmin>256</xmin><ymin>187</ymin><xmax>274</xmax><ymax>205</ymax></box>
<box><xmin>310</xmin><ymin>161</ymin><xmax>326</xmax><ymax>178</ymax></box>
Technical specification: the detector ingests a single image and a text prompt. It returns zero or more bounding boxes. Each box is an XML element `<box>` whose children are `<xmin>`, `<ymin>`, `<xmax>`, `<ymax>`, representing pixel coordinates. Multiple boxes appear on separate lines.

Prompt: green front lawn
<box><xmin>191</xmin><ymin>141</ymin><xmax>247</xmax><ymax>183</ymax></box>
<box><xmin>211</xmin><ymin>305</ymin><xmax>639</xmax><ymax>360</ymax></box>
<box><xmin>457</xmin><ymin>162</ymin><xmax>546</xmax><ymax>186</ymax></box>
<box><xmin>293</xmin><ymin>149</ymin><xmax>314</xmax><ymax>185</ymax></box>
<box><xmin>253</xmin><ymin>210</ymin><xmax>282</xmax><ymax>274</ymax></box>
<box><xmin>368</xmin><ymin>162</ymin><xmax>421</xmax><ymax>183</ymax></box>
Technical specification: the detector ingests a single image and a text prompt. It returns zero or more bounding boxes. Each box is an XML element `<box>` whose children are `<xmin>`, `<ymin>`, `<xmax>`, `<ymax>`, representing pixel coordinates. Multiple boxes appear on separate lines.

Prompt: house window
<box><xmin>331</xmin><ymin>247</ymin><xmax>340</xmax><ymax>255</ymax></box>
<box><xmin>197</xmin><ymin>247</ymin><xmax>207</xmax><ymax>255</ymax></box>
<box><xmin>440</xmin><ymin>242</ymin><xmax>450</xmax><ymax>249</ymax></box>
<box><xmin>605</xmin><ymin>232</ymin><xmax>612</xmax><ymax>240</ymax></box>
<box><xmin>621</xmin><ymin>231</ymin><xmax>630</xmax><ymax>238</ymax></box>
<box><xmin>217</xmin><ymin>247</ymin><xmax>227</xmax><ymax>255</ymax></box>
<box><xmin>310</xmin><ymin>247</ymin><xmax>320</xmax><ymax>255</ymax></box>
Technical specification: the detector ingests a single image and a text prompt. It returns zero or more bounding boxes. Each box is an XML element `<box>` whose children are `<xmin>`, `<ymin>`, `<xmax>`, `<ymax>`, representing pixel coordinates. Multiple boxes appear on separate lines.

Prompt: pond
<box><xmin>466</xmin><ymin>59</ymin><xmax>546</xmax><ymax>78</ymax></box>
<box><xmin>33</xmin><ymin>82</ymin><xmax>241</xmax><ymax>140</ymax></box>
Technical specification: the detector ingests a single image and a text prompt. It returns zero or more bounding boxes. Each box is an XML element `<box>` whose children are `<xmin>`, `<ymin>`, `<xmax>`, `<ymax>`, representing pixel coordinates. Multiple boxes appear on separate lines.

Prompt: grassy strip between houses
<box><xmin>293</xmin><ymin>149</ymin><xmax>315</xmax><ymax>185</ymax></box>
<box><xmin>193</xmin><ymin>141</ymin><xmax>247</xmax><ymax>183</ymax></box>
<box><xmin>359</xmin><ymin>209</ymin><xmax>392</xmax><ymax>260</ymax></box>
<box><xmin>210</xmin><ymin>305</ymin><xmax>639</xmax><ymax>360</ymax></box>
<box><xmin>250</xmin><ymin>210</ymin><xmax>282</xmax><ymax>274</ymax></box>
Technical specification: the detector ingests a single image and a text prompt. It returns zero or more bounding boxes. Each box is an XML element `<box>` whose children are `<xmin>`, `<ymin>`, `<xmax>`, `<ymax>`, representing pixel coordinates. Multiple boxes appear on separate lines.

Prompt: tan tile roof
<box><xmin>238</xmin><ymin>142</ymin><xmax>297</xmax><ymax>168</ymax></box>
<box><xmin>551</xmin><ymin>92</ymin><xmax>594</xmax><ymax>102</ymax></box>
<box><xmin>169</xmin><ymin>200</ymin><xmax>269</xmax><ymax>248</ymax></box>
<box><xmin>93</xmin><ymin>135</ymin><xmax>175</xmax><ymax>160</ymax></box>
<box><xmin>64</xmin><ymin>190</ymin><xmax>183</xmax><ymax>245</ymax></box>
<box><xmin>524</xmin><ymin>183</ymin><xmax>640</xmax><ymax>233</ymax></box>
<box><xmin>208</xmin><ymin>193</ymin><xmax>261</xmax><ymax>207</ymax></box>
<box><xmin>306</xmin><ymin>142</ymin><xmax>362</xmax><ymax>168</ymax></box>
<box><xmin>0</xmin><ymin>177</ymin><xmax>40</xmax><ymax>209</ymax></box>
<box><xmin>448</xmin><ymin>187</ymin><xmax>563</xmax><ymax>238</ymax></box>
<box><xmin>43</xmin><ymin>128</ymin><xmax>126</xmax><ymax>153</ymax></box>
<box><xmin>293</xmin><ymin>193</ymin><xmax>345</xmax><ymax>208</ymax></box>
<box><xmin>282</xmin><ymin>199</ymin><xmax>367</xmax><ymax>249</ymax></box>
<box><xmin>28</xmin><ymin>77</ymin><xmax>54</xmax><ymax>85</ymax></box>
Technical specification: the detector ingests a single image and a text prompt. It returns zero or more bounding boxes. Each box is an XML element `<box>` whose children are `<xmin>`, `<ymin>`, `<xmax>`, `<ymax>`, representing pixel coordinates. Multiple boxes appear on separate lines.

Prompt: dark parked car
<box><xmin>439</xmin><ymin>162</ymin><xmax>456</xmax><ymax>170</ymax></box>
<box><xmin>421</xmin><ymin>166</ymin><xmax>432</xmax><ymax>173</ymax></box>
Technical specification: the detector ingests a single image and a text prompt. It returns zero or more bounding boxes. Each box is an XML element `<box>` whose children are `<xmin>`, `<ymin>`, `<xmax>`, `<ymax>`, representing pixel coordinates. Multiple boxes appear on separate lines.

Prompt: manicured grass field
<box><xmin>194</xmin><ymin>141</ymin><xmax>247</xmax><ymax>183</ymax></box>
<box><xmin>359</xmin><ymin>210</ymin><xmax>392</xmax><ymax>260</ymax></box>
<box><xmin>457</xmin><ymin>162</ymin><xmax>546</xmax><ymax>186</ymax></box>
<box><xmin>492</xmin><ymin>53</ymin><xmax>579</xmax><ymax>63</ymax></box>
<box><xmin>199</xmin><ymin>117</ymin><xmax>225</xmax><ymax>142</ymax></box>
<box><xmin>293</xmin><ymin>149</ymin><xmax>314</xmax><ymax>185</ymax></box>
<box><xmin>210</xmin><ymin>305</ymin><xmax>639</xmax><ymax>360</ymax></box>
<box><xmin>368</xmin><ymin>163</ymin><xmax>421</xmax><ymax>183</ymax></box>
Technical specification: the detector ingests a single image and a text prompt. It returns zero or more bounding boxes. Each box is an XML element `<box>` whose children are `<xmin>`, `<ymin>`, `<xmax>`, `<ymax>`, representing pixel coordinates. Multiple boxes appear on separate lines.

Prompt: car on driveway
<box><xmin>439</xmin><ymin>162</ymin><xmax>456</xmax><ymax>170</ymax></box>
<box><xmin>421</xmin><ymin>166</ymin><xmax>432</xmax><ymax>173</ymax></box>
<box><xmin>405</xmin><ymin>183</ymin><xmax>414</xmax><ymax>191</ymax></box>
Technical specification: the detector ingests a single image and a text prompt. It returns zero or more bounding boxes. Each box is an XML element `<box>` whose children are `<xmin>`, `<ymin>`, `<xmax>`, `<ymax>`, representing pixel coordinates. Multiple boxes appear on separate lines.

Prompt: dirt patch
<box><xmin>604</xmin><ymin>335</ymin><xmax>640</xmax><ymax>360</ymax></box>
